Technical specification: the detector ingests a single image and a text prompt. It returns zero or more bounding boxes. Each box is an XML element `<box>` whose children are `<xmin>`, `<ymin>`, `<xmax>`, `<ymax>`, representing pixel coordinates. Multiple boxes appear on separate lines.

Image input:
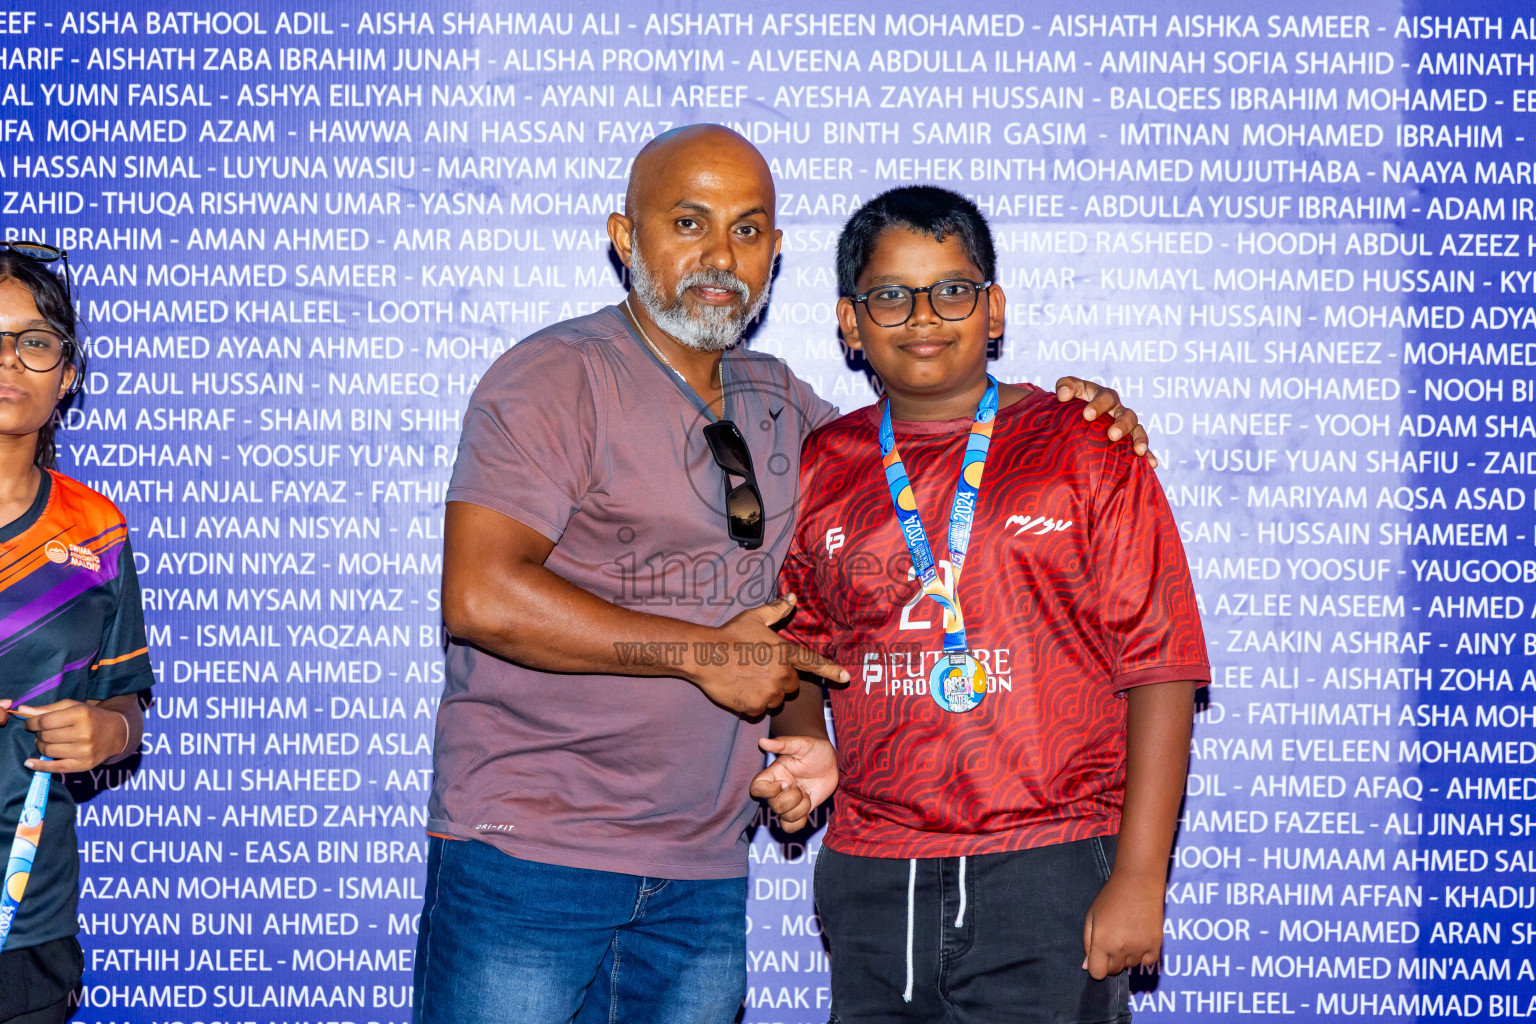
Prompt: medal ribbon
<box><xmin>1</xmin><ymin>677</ymin><xmax>70</xmax><ymax>949</ymax></box>
<box><xmin>0</xmin><ymin>763</ymin><xmax>49</xmax><ymax>950</ymax></box>
<box><xmin>878</xmin><ymin>375</ymin><xmax>999</xmax><ymax>659</ymax></box>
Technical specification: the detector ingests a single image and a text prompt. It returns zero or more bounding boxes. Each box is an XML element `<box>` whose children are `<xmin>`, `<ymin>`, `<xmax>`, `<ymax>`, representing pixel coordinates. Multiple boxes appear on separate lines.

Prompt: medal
<box><xmin>878</xmin><ymin>376</ymin><xmax>998</xmax><ymax>714</ymax></box>
<box><xmin>928</xmin><ymin>653</ymin><xmax>988</xmax><ymax>713</ymax></box>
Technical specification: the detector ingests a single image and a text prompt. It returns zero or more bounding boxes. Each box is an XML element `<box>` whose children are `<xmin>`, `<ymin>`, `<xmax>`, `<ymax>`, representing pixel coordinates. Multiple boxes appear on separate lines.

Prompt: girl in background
<box><xmin>0</xmin><ymin>244</ymin><xmax>154</xmax><ymax>1024</ymax></box>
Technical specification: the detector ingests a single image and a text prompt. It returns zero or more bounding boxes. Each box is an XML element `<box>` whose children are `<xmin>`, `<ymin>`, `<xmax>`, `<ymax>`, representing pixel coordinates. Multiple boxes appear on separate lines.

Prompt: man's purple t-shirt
<box><xmin>430</xmin><ymin>306</ymin><xmax>837</xmax><ymax>879</ymax></box>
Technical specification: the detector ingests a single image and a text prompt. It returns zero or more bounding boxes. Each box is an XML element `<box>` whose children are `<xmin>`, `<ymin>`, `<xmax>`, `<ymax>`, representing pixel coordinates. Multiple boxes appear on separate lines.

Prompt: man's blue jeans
<box><xmin>413</xmin><ymin>836</ymin><xmax>747</xmax><ymax>1024</ymax></box>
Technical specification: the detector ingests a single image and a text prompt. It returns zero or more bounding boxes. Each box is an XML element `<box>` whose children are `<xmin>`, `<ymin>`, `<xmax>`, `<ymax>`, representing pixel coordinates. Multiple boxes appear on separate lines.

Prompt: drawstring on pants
<box><xmin>954</xmin><ymin>856</ymin><xmax>968</xmax><ymax>927</ymax></box>
<box><xmin>902</xmin><ymin>859</ymin><xmax>916</xmax><ymax>1003</ymax></box>
<box><xmin>901</xmin><ymin>855</ymin><xmax>970</xmax><ymax>1004</ymax></box>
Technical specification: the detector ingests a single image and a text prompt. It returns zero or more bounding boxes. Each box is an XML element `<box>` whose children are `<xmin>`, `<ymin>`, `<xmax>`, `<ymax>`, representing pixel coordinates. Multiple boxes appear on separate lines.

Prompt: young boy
<box><xmin>761</xmin><ymin>187</ymin><xmax>1210</xmax><ymax>1022</ymax></box>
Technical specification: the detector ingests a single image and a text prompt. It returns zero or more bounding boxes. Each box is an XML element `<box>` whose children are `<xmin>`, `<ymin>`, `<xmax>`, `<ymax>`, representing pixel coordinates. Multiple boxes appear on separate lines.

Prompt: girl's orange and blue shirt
<box><xmin>0</xmin><ymin>470</ymin><xmax>154</xmax><ymax>950</ymax></box>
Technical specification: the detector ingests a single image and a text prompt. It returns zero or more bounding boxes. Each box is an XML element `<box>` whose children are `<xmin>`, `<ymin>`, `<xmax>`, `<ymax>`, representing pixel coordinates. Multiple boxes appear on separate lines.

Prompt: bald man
<box><xmin>413</xmin><ymin>126</ymin><xmax>1149</xmax><ymax>1024</ymax></box>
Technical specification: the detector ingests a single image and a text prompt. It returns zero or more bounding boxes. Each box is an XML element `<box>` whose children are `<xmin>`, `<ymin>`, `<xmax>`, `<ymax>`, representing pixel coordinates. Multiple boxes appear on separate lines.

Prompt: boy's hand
<box><xmin>1054</xmin><ymin>376</ymin><xmax>1158</xmax><ymax>468</ymax></box>
<box><xmin>16</xmin><ymin>699</ymin><xmax>129</xmax><ymax>773</ymax></box>
<box><xmin>1082</xmin><ymin>872</ymin><xmax>1165</xmax><ymax>979</ymax></box>
<box><xmin>750</xmin><ymin>735</ymin><xmax>838</xmax><ymax>832</ymax></box>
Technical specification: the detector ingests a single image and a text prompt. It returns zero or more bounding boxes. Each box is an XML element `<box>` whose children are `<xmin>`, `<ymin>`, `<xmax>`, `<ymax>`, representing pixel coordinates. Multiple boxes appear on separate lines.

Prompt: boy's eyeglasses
<box><xmin>853</xmin><ymin>278</ymin><xmax>992</xmax><ymax>328</ymax></box>
<box><xmin>1</xmin><ymin>240</ymin><xmax>71</xmax><ymax>298</ymax></box>
<box><xmin>702</xmin><ymin>420</ymin><xmax>764</xmax><ymax>550</ymax></box>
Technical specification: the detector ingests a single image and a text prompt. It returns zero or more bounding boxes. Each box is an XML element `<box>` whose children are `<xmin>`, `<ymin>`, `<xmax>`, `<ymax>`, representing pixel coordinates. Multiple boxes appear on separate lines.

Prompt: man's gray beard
<box><xmin>629</xmin><ymin>241</ymin><xmax>771</xmax><ymax>352</ymax></box>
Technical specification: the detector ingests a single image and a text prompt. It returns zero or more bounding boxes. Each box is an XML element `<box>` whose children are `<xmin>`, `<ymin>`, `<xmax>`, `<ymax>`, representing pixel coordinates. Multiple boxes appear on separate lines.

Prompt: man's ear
<box><xmin>607</xmin><ymin>211</ymin><xmax>635</xmax><ymax>268</ymax></box>
<box><xmin>836</xmin><ymin>297</ymin><xmax>863</xmax><ymax>350</ymax></box>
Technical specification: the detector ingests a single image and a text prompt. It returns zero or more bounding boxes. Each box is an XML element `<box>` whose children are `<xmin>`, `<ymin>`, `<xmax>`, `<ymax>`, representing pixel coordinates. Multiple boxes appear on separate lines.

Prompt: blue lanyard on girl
<box><xmin>0</xmin><ymin>758</ymin><xmax>51</xmax><ymax>950</ymax></box>
<box><xmin>878</xmin><ymin>375</ymin><xmax>999</xmax><ymax>665</ymax></box>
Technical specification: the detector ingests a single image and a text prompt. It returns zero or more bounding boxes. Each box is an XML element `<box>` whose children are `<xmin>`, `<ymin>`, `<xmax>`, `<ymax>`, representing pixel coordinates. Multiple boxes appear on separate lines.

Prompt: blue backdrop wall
<box><xmin>4</xmin><ymin>0</ymin><xmax>1536</xmax><ymax>1019</ymax></box>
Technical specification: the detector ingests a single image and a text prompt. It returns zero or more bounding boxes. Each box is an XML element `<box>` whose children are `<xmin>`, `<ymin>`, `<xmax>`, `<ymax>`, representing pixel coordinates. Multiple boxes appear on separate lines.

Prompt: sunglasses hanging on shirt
<box><xmin>703</xmin><ymin>420</ymin><xmax>764</xmax><ymax>550</ymax></box>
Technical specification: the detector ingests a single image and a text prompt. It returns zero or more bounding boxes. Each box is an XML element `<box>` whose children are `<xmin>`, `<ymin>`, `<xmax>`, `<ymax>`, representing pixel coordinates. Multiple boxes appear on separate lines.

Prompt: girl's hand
<box><xmin>16</xmin><ymin>699</ymin><xmax>129</xmax><ymax>773</ymax></box>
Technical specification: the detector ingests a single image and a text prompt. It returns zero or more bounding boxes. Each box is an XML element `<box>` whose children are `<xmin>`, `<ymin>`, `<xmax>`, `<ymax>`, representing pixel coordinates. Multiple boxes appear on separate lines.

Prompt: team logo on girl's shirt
<box><xmin>43</xmin><ymin>538</ymin><xmax>101</xmax><ymax>571</ymax></box>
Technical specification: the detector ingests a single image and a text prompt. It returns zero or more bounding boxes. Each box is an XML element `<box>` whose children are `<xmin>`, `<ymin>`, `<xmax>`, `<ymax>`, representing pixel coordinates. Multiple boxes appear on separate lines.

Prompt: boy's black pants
<box><xmin>816</xmin><ymin>837</ymin><xmax>1133</xmax><ymax>1024</ymax></box>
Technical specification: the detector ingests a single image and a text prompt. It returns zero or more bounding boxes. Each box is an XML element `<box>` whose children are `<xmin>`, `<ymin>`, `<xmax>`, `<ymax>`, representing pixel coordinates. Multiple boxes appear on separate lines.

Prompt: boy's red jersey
<box><xmin>780</xmin><ymin>386</ymin><xmax>1210</xmax><ymax>859</ymax></box>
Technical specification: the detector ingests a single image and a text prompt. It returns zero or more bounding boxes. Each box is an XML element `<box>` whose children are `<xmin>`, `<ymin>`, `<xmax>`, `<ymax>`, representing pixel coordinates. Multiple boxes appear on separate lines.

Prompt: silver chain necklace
<box><xmin>623</xmin><ymin>296</ymin><xmax>720</xmax><ymax>389</ymax></box>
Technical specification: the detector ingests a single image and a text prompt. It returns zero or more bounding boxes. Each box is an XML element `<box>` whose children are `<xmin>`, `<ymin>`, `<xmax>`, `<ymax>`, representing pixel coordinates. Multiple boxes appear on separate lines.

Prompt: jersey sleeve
<box><xmin>446</xmin><ymin>339</ymin><xmax>599</xmax><ymax>542</ymax></box>
<box><xmin>1088</xmin><ymin>451</ymin><xmax>1211</xmax><ymax>691</ymax></box>
<box><xmin>776</xmin><ymin>434</ymin><xmax>836</xmax><ymax>656</ymax></box>
<box><xmin>87</xmin><ymin>536</ymin><xmax>155</xmax><ymax>700</ymax></box>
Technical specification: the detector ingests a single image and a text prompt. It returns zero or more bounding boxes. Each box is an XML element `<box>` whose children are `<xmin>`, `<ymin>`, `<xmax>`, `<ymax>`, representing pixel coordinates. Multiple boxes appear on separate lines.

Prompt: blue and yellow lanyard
<box><xmin>0</xmin><ymin>748</ymin><xmax>49</xmax><ymax>950</ymax></box>
<box><xmin>877</xmin><ymin>375</ymin><xmax>999</xmax><ymax>666</ymax></box>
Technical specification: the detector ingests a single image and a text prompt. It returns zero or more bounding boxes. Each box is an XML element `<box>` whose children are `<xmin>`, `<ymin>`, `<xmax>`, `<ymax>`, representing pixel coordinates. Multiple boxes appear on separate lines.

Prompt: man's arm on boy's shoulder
<box><xmin>1082</xmin><ymin>678</ymin><xmax>1197</xmax><ymax>980</ymax></box>
<box><xmin>1055</xmin><ymin>376</ymin><xmax>1157</xmax><ymax>467</ymax></box>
